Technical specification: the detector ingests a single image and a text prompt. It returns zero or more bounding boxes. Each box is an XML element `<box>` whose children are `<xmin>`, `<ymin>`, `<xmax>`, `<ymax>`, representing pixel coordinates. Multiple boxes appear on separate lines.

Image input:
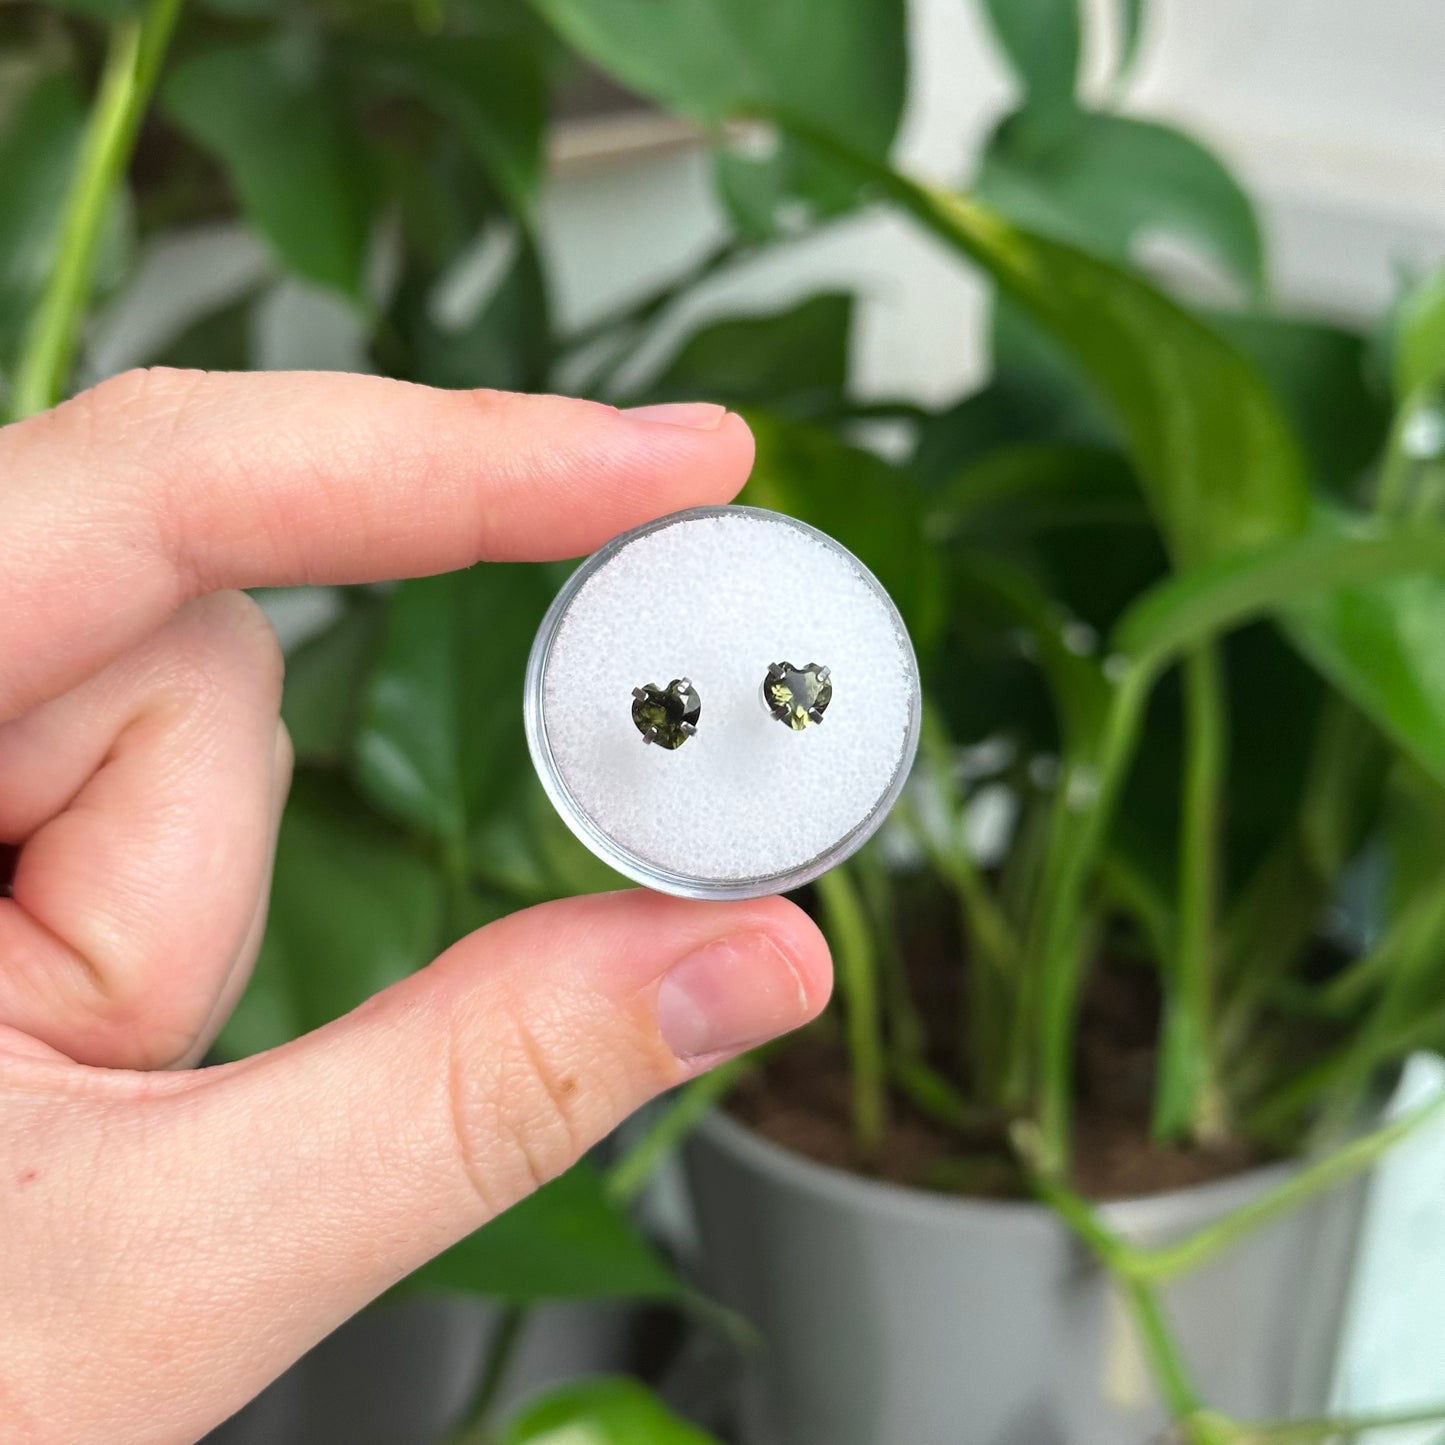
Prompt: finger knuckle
<box><xmin>445</xmin><ymin>997</ymin><xmax>590</xmax><ymax>1213</ymax></box>
<box><xmin>22</xmin><ymin>370</ymin><xmax>214</xmax><ymax>600</ymax></box>
<box><xmin>64</xmin><ymin>367</ymin><xmax>208</xmax><ymax>447</ymax></box>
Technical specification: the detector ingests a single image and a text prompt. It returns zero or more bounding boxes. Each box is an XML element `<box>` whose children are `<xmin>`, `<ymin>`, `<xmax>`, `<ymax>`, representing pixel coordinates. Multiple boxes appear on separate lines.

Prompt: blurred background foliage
<box><xmin>6</xmin><ymin>0</ymin><xmax>1445</xmax><ymax>1438</ymax></box>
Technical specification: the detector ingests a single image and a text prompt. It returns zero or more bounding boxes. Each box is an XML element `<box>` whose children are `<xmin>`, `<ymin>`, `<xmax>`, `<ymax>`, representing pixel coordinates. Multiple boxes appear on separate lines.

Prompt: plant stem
<box><xmin>890</xmin><ymin>1057</ymin><xmax>998</xmax><ymax>1137</ymax></box>
<box><xmin>1032</xmin><ymin>666</ymin><xmax>1153</xmax><ymax>1171</ymax></box>
<box><xmin>1099</xmin><ymin>849</ymin><xmax>1175</xmax><ymax>965</ymax></box>
<box><xmin>908</xmin><ymin>702</ymin><xmax>1018</xmax><ymax>1105</ymax></box>
<box><xmin>1313</xmin><ymin>883</ymin><xmax>1445</xmax><ymax>1138</ymax></box>
<box><xmin>1029</xmin><ymin>1051</ymin><xmax>1445</xmax><ymax>1302</ymax></box>
<box><xmin>816</xmin><ymin>864</ymin><xmax>887</xmax><ymax>1162</ymax></box>
<box><xmin>1154</xmin><ymin>645</ymin><xmax>1227</xmax><ymax>1144</ymax></box>
<box><xmin>911</xmin><ymin>704</ymin><xmax>1019</xmax><ymax>980</ymax></box>
<box><xmin>605</xmin><ymin>1054</ymin><xmax>757</xmax><ymax>1205</ymax></box>
<box><xmin>1030</xmin><ymin>1077</ymin><xmax>1445</xmax><ymax>1443</ymax></box>
<box><xmin>1297</xmin><ymin>703</ymin><xmax>1382</xmax><ymax>883</ymax></box>
<box><xmin>855</xmin><ymin>846</ymin><xmax>927</xmax><ymax>1066</ymax></box>
<box><xmin>1028</xmin><ymin>1171</ymin><xmax>1135</xmax><ymax>1273</ymax></box>
<box><xmin>1374</xmin><ymin>411</ymin><xmax>1415</xmax><ymax>520</ymax></box>
<box><xmin>11</xmin><ymin>0</ymin><xmax>185</xmax><ymax>419</ymax></box>
<box><xmin>1130</xmin><ymin>1092</ymin><xmax>1445</xmax><ymax>1282</ymax></box>
<box><xmin>1029</xmin><ymin>1165</ymin><xmax>1205</xmax><ymax>1425</ymax></box>
<box><xmin>1320</xmin><ymin>880</ymin><xmax>1445</xmax><ymax>1016</ymax></box>
<box><xmin>450</xmin><ymin>1305</ymin><xmax>529</xmax><ymax>1445</ymax></box>
<box><xmin>1236</xmin><ymin>1400</ymin><xmax>1445</xmax><ymax>1443</ymax></box>
<box><xmin>999</xmin><ymin>787</ymin><xmax>1052</xmax><ymax>1109</ymax></box>
<box><xmin>1382</xmin><ymin>351</ymin><xmax>1445</xmax><ymax>522</ymax></box>
<box><xmin>1216</xmin><ymin>700</ymin><xmax>1382</xmax><ymax>1083</ymax></box>
<box><xmin>1123</xmin><ymin>1279</ymin><xmax>1204</xmax><ymax>1422</ymax></box>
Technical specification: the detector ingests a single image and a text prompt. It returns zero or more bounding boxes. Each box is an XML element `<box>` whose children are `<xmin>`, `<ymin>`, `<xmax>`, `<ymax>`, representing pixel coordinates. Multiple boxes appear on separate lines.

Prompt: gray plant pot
<box><xmin>684</xmin><ymin>1112</ymin><xmax>1367</xmax><ymax>1445</ymax></box>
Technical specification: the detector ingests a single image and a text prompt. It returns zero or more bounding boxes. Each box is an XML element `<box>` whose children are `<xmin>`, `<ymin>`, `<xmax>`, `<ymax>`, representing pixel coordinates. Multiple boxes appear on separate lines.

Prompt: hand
<box><xmin>0</xmin><ymin>370</ymin><xmax>831</xmax><ymax>1445</ymax></box>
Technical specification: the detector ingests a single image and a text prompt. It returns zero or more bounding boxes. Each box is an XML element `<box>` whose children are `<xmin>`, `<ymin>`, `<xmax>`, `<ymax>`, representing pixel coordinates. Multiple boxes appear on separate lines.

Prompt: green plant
<box><xmin>6</xmin><ymin>0</ymin><xmax>1445</xmax><ymax>1440</ymax></box>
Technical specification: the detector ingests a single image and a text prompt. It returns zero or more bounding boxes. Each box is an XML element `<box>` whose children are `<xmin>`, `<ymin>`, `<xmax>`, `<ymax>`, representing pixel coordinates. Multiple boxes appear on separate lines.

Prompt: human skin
<box><xmin>0</xmin><ymin>369</ymin><xmax>832</xmax><ymax>1445</ymax></box>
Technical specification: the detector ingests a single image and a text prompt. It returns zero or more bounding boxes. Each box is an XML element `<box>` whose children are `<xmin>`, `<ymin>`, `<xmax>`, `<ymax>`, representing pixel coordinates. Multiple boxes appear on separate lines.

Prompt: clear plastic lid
<box><xmin>524</xmin><ymin>506</ymin><xmax>921</xmax><ymax>899</ymax></box>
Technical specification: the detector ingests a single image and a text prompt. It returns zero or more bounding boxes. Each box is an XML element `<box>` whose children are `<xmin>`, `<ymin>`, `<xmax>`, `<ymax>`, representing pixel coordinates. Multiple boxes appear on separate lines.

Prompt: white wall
<box><xmin>91</xmin><ymin>0</ymin><xmax>1445</xmax><ymax>402</ymax></box>
<box><xmin>538</xmin><ymin>0</ymin><xmax>1445</xmax><ymax>404</ymax></box>
<box><xmin>1131</xmin><ymin>0</ymin><xmax>1445</xmax><ymax>318</ymax></box>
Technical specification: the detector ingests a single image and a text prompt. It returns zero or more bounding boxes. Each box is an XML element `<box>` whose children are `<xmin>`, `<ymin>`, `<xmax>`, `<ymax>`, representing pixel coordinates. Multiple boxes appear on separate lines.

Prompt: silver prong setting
<box><xmin>762</xmin><ymin>660</ymin><xmax>832</xmax><ymax>731</ymax></box>
<box><xmin>632</xmin><ymin>677</ymin><xmax>702</xmax><ymax>748</ymax></box>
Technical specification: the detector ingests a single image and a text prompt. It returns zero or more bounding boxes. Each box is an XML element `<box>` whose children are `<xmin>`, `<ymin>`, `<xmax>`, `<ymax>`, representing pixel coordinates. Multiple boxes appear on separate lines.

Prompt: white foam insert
<box><xmin>538</xmin><ymin>510</ymin><xmax>917</xmax><ymax>887</ymax></box>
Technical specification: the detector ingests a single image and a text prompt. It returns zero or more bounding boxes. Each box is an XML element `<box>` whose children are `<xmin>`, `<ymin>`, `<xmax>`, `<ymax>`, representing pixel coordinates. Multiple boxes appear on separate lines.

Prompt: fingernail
<box><xmin>622</xmin><ymin>402</ymin><xmax>729</xmax><ymax>430</ymax></box>
<box><xmin>657</xmin><ymin>933</ymin><xmax>808</xmax><ymax>1062</ymax></box>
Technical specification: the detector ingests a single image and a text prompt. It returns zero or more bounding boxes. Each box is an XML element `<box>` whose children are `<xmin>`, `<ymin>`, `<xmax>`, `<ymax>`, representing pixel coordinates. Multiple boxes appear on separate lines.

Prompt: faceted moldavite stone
<box><xmin>631</xmin><ymin>679</ymin><xmax>701</xmax><ymax>749</ymax></box>
<box><xmin>764</xmin><ymin>662</ymin><xmax>832</xmax><ymax>730</ymax></box>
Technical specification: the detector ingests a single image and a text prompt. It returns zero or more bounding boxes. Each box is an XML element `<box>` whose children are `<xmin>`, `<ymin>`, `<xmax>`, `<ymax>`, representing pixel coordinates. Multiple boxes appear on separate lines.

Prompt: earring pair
<box><xmin>631</xmin><ymin>663</ymin><xmax>832</xmax><ymax>749</ymax></box>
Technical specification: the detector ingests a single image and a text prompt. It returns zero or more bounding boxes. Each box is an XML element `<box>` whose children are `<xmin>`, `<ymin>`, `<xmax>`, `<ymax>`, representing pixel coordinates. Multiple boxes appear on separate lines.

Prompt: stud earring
<box><xmin>631</xmin><ymin>678</ymin><xmax>701</xmax><ymax>748</ymax></box>
<box><xmin>763</xmin><ymin>662</ymin><xmax>832</xmax><ymax>730</ymax></box>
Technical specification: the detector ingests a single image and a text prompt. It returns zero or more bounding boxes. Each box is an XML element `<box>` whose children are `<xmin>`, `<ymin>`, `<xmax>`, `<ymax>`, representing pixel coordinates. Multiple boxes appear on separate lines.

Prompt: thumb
<box><xmin>4</xmin><ymin>890</ymin><xmax>831</xmax><ymax>1445</ymax></box>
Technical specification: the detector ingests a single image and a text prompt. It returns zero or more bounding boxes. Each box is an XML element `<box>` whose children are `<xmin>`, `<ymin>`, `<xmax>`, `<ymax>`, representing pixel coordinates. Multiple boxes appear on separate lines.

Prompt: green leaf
<box><xmin>526</xmin><ymin>775</ymin><xmax>630</xmax><ymax>896</ymax></box>
<box><xmin>280</xmin><ymin>593</ymin><xmax>387</xmax><ymax>765</ymax></box>
<box><xmin>411</xmin><ymin>1162</ymin><xmax>680</xmax><ymax>1303</ymax></box>
<box><xmin>145</xmin><ymin>287</ymin><xmax>261</xmax><ymax>372</ymax></box>
<box><xmin>933</xmin><ymin>442</ymin><xmax>1142</xmax><ymax>540</ymax></box>
<box><xmin>741</xmin><ymin>414</ymin><xmax>945</xmax><ymax>655</ymax></box>
<box><xmin>0</xmin><ymin>71</ymin><xmax>86</xmax><ymax>381</ymax></box>
<box><xmin>218</xmin><ymin>771</ymin><xmax>444</xmax><ymax>1057</ymax></box>
<box><xmin>533</xmin><ymin>0</ymin><xmax>903</xmax><ymax>151</ymax></box>
<box><xmin>500</xmin><ymin>1376</ymin><xmax>721</xmax><ymax>1445</ymax></box>
<box><xmin>1284</xmin><ymin>569</ymin><xmax>1445</xmax><ymax>789</ymax></box>
<box><xmin>163</xmin><ymin>41</ymin><xmax>374</xmax><ymax>298</ymax></box>
<box><xmin>925</xmin><ymin>442</ymin><xmax>1162</xmax><ymax>750</ymax></box>
<box><xmin>533</xmin><ymin>0</ymin><xmax>905</xmax><ymax>224</ymax></box>
<box><xmin>1110</xmin><ymin>511</ymin><xmax>1445</xmax><ymax>906</ymax></box>
<box><xmin>377</xmin><ymin>128</ymin><xmax>496</xmax><ymax>279</ymax></box>
<box><xmin>403</xmin><ymin>223</ymin><xmax>553</xmax><ymax>393</ymax></box>
<box><xmin>1394</xmin><ymin>267</ymin><xmax>1445</xmax><ymax>401</ymax></box>
<box><xmin>355</xmin><ymin>564</ymin><xmax>554</xmax><ymax>846</ymax></box>
<box><xmin>1377</xmin><ymin>269</ymin><xmax>1445</xmax><ymax>522</ymax></box>
<box><xmin>980</xmin><ymin>0</ymin><xmax>1081</xmax><ymax>117</ymax></box>
<box><xmin>1114</xmin><ymin>500</ymin><xmax>1445</xmax><ymax>809</ymax></box>
<box><xmin>1207</xmin><ymin>310</ymin><xmax>1389</xmax><ymax>499</ymax></box>
<box><xmin>1117</xmin><ymin>0</ymin><xmax>1149</xmax><ymax>79</ymax></box>
<box><xmin>779</xmin><ymin>125</ymin><xmax>1309</xmax><ymax>566</ymax></box>
<box><xmin>646</xmin><ymin>293</ymin><xmax>852</xmax><ymax>418</ymax></box>
<box><xmin>43</xmin><ymin>0</ymin><xmax>141</xmax><ymax>16</ymax></box>
<box><xmin>470</xmin><ymin>807</ymin><xmax>558</xmax><ymax>903</ymax></box>
<box><xmin>470</xmin><ymin>768</ymin><xmax>630</xmax><ymax>903</ymax></box>
<box><xmin>950</xmin><ymin>550</ymin><xmax>1111</xmax><ymax>760</ymax></box>
<box><xmin>1383</xmin><ymin>761</ymin><xmax>1445</xmax><ymax>918</ymax></box>
<box><xmin>912</xmin><ymin>306</ymin><xmax>1119</xmax><ymax>488</ymax></box>
<box><xmin>978</xmin><ymin>113</ymin><xmax>1265</xmax><ymax>298</ymax></box>
<box><xmin>353</xmin><ymin>35</ymin><xmax>546</xmax><ymax>215</ymax></box>
<box><xmin>712</xmin><ymin>146</ymin><xmax>789</xmax><ymax>242</ymax></box>
<box><xmin>1121</xmin><ymin>520</ymin><xmax>1445</xmax><ymax>716</ymax></box>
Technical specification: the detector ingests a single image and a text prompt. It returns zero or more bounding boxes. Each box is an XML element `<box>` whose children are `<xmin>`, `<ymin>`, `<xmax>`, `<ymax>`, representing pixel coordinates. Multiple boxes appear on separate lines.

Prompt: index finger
<box><xmin>0</xmin><ymin>369</ymin><xmax>754</xmax><ymax>719</ymax></box>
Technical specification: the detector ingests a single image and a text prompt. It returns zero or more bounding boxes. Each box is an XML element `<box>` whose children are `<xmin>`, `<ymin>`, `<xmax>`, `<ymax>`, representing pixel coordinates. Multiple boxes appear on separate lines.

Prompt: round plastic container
<box><xmin>524</xmin><ymin>506</ymin><xmax>920</xmax><ymax>899</ymax></box>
